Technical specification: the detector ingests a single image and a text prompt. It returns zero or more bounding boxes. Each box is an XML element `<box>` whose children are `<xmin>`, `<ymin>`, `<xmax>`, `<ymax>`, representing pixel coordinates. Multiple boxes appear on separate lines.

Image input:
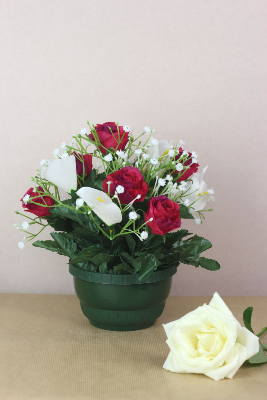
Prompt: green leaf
<box><xmin>243</xmin><ymin>307</ymin><xmax>254</xmax><ymax>334</ymax></box>
<box><xmin>83</xmin><ymin>169</ymin><xmax>97</xmax><ymax>187</ymax></box>
<box><xmin>69</xmin><ymin>246</ymin><xmax>102</xmax><ymax>264</ymax></box>
<box><xmin>248</xmin><ymin>344</ymin><xmax>267</xmax><ymax>364</ymax></box>
<box><xmin>262</xmin><ymin>344</ymin><xmax>267</xmax><ymax>350</ymax></box>
<box><xmin>99</xmin><ymin>262</ymin><xmax>108</xmax><ymax>273</ymax></box>
<box><xmin>138</xmin><ymin>254</ymin><xmax>159</xmax><ymax>282</ymax></box>
<box><xmin>69</xmin><ymin>189</ymin><xmax>79</xmax><ymax>200</ymax></box>
<box><xmin>138</xmin><ymin>235</ymin><xmax>164</xmax><ymax>251</ymax></box>
<box><xmin>50</xmin><ymin>232</ymin><xmax>78</xmax><ymax>259</ymax></box>
<box><xmin>91</xmin><ymin>253</ymin><xmax>114</xmax><ymax>266</ymax></box>
<box><xmin>198</xmin><ymin>257</ymin><xmax>220</xmax><ymax>271</ymax></box>
<box><xmin>179</xmin><ymin>204</ymin><xmax>194</xmax><ymax>219</ymax></box>
<box><xmin>73</xmin><ymin>227</ymin><xmax>108</xmax><ymax>245</ymax></box>
<box><xmin>185</xmin><ymin>235</ymin><xmax>212</xmax><ymax>255</ymax></box>
<box><xmin>54</xmin><ymin>218</ymin><xmax>73</xmax><ymax>232</ymax></box>
<box><xmin>50</xmin><ymin>206</ymin><xmax>88</xmax><ymax>227</ymax></box>
<box><xmin>114</xmin><ymin>262</ymin><xmax>134</xmax><ymax>274</ymax></box>
<box><xmin>125</xmin><ymin>235</ymin><xmax>136</xmax><ymax>255</ymax></box>
<box><xmin>33</xmin><ymin>240</ymin><xmax>63</xmax><ymax>254</ymax></box>
<box><xmin>180</xmin><ymin>255</ymin><xmax>200</xmax><ymax>268</ymax></box>
<box><xmin>94</xmin><ymin>172</ymin><xmax>106</xmax><ymax>191</ymax></box>
<box><xmin>165</xmin><ymin>229</ymin><xmax>191</xmax><ymax>248</ymax></box>
<box><xmin>120</xmin><ymin>252</ymin><xmax>141</xmax><ymax>271</ymax></box>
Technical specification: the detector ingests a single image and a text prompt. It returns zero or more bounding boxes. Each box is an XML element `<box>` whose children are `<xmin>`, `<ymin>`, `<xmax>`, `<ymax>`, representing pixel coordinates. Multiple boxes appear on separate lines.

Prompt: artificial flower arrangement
<box><xmin>15</xmin><ymin>121</ymin><xmax>220</xmax><ymax>331</ymax></box>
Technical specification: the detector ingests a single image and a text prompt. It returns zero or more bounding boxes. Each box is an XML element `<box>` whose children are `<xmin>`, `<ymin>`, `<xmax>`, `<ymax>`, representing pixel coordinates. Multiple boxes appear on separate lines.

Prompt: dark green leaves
<box><xmin>69</xmin><ymin>246</ymin><xmax>102</xmax><ymax>264</ymax></box>
<box><xmin>198</xmin><ymin>257</ymin><xmax>220</xmax><ymax>271</ymax></box>
<box><xmin>243</xmin><ymin>306</ymin><xmax>267</xmax><ymax>364</ymax></box>
<box><xmin>84</xmin><ymin>169</ymin><xmax>106</xmax><ymax>190</ymax></box>
<box><xmin>138</xmin><ymin>254</ymin><xmax>159</xmax><ymax>282</ymax></box>
<box><xmin>179</xmin><ymin>204</ymin><xmax>194</xmax><ymax>219</ymax></box>
<box><xmin>243</xmin><ymin>307</ymin><xmax>254</xmax><ymax>333</ymax></box>
<box><xmin>50</xmin><ymin>232</ymin><xmax>78</xmax><ymax>259</ymax></box>
<box><xmin>33</xmin><ymin>240</ymin><xmax>63</xmax><ymax>254</ymax></box>
<box><xmin>120</xmin><ymin>252</ymin><xmax>140</xmax><ymax>271</ymax></box>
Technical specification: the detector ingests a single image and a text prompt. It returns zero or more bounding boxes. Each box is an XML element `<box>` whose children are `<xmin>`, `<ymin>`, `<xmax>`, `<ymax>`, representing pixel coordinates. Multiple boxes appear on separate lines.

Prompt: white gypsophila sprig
<box><xmin>207</xmin><ymin>188</ymin><xmax>214</xmax><ymax>194</ymax></box>
<box><xmin>150</xmin><ymin>138</ymin><xmax>159</xmax><ymax>146</ymax></box>
<box><xmin>182</xmin><ymin>150</ymin><xmax>188</xmax><ymax>157</ymax></box>
<box><xmin>192</xmin><ymin>151</ymin><xmax>198</xmax><ymax>159</ymax></box>
<box><xmin>61</xmin><ymin>142</ymin><xmax>66</xmax><ymax>150</ymax></box>
<box><xmin>80</xmin><ymin>128</ymin><xmax>87</xmax><ymax>135</ymax></box>
<box><xmin>140</xmin><ymin>231</ymin><xmax>148</xmax><ymax>240</ymax></box>
<box><xmin>144</xmin><ymin>126</ymin><xmax>152</xmax><ymax>134</ymax></box>
<box><xmin>142</xmin><ymin>153</ymin><xmax>150</xmax><ymax>160</ymax></box>
<box><xmin>176</xmin><ymin>163</ymin><xmax>183</xmax><ymax>172</ymax></box>
<box><xmin>150</xmin><ymin>158</ymin><xmax>158</xmax><ymax>165</ymax></box>
<box><xmin>22</xmin><ymin>221</ymin><xmax>30</xmax><ymax>230</ymax></box>
<box><xmin>184</xmin><ymin>199</ymin><xmax>191</xmax><ymax>207</ymax></box>
<box><xmin>179</xmin><ymin>140</ymin><xmax>186</xmax><ymax>147</ymax></box>
<box><xmin>116</xmin><ymin>150</ymin><xmax>127</xmax><ymax>159</ymax></box>
<box><xmin>61</xmin><ymin>152</ymin><xmax>69</xmax><ymax>158</ymax></box>
<box><xmin>22</xmin><ymin>194</ymin><xmax>30</xmax><ymax>204</ymax></box>
<box><xmin>168</xmin><ymin>149</ymin><xmax>175</xmax><ymax>157</ymax></box>
<box><xmin>40</xmin><ymin>159</ymin><xmax>47</xmax><ymax>167</ymax></box>
<box><xmin>192</xmin><ymin>158</ymin><xmax>198</xmax><ymax>164</ymax></box>
<box><xmin>158</xmin><ymin>178</ymin><xmax>166</xmax><ymax>187</ymax></box>
<box><xmin>134</xmin><ymin>148</ymin><xmax>142</xmax><ymax>155</ymax></box>
<box><xmin>18</xmin><ymin>242</ymin><xmax>25</xmax><ymax>249</ymax></box>
<box><xmin>194</xmin><ymin>218</ymin><xmax>201</xmax><ymax>225</ymax></box>
<box><xmin>166</xmin><ymin>174</ymin><xmax>173</xmax><ymax>181</ymax></box>
<box><xmin>116</xmin><ymin>185</ymin><xmax>125</xmax><ymax>194</ymax></box>
<box><xmin>123</xmin><ymin>125</ymin><xmax>131</xmax><ymax>132</ymax></box>
<box><xmin>53</xmin><ymin>149</ymin><xmax>59</xmax><ymax>156</ymax></box>
<box><xmin>129</xmin><ymin>211</ymin><xmax>138</xmax><ymax>220</ymax></box>
<box><xmin>76</xmin><ymin>198</ymin><xmax>84</xmax><ymax>210</ymax></box>
<box><xmin>104</xmin><ymin>153</ymin><xmax>113</xmax><ymax>162</ymax></box>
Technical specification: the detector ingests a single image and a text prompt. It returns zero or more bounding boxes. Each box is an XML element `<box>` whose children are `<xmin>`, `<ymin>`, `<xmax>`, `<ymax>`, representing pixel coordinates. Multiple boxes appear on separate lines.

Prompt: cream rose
<box><xmin>163</xmin><ymin>293</ymin><xmax>259</xmax><ymax>381</ymax></box>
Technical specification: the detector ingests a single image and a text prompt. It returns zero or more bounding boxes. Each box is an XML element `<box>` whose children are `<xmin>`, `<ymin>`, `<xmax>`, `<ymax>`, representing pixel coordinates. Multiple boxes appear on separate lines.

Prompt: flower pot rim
<box><xmin>69</xmin><ymin>264</ymin><xmax>177</xmax><ymax>285</ymax></box>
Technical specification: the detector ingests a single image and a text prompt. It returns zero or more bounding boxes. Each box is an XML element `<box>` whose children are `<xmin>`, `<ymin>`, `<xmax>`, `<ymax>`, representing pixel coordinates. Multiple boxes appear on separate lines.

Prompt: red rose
<box><xmin>174</xmin><ymin>148</ymin><xmax>199</xmax><ymax>182</ymax></box>
<box><xmin>144</xmin><ymin>195</ymin><xmax>181</xmax><ymax>235</ymax></box>
<box><xmin>72</xmin><ymin>152</ymin><xmax>93</xmax><ymax>178</ymax></box>
<box><xmin>20</xmin><ymin>187</ymin><xmax>54</xmax><ymax>218</ymax></box>
<box><xmin>89</xmin><ymin>122</ymin><xmax>129</xmax><ymax>155</ymax></box>
<box><xmin>102</xmin><ymin>167</ymin><xmax>149</xmax><ymax>204</ymax></box>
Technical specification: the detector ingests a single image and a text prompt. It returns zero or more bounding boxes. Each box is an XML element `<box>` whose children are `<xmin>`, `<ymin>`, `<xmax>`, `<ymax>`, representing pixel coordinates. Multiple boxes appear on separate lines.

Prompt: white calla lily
<box><xmin>148</xmin><ymin>138</ymin><xmax>170</xmax><ymax>159</ymax></box>
<box><xmin>76</xmin><ymin>187</ymin><xmax>122</xmax><ymax>226</ymax></box>
<box><xmin>41</xmin><ymin>155</ymin><xmax>77</xmax><ymax>193</ymax></box>
<box><xmin>183</xmin><ymin>166</ymin><xmax>214</xmax><ymax>211</ymax></box>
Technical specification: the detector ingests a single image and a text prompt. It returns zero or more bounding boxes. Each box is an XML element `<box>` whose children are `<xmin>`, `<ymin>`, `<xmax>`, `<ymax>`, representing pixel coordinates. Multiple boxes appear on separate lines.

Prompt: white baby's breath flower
<box><xmin>61</xmin><ymin>142</ymin><xmax>66</xmax><ymax>149</ymax></box>
<box><xmin>61</xmin><ymin>152</ymin><xmax>69</xmax><ymax>158</ymax></box>
<box><xmin>80</xmin><ymin>128</ymin><xmax>87</xmax><ymax>135</ymax></box>
<box><xmin>179</xmin><ymin>140</ymin><xmax>186</xmax><ymax>147</ymax></box>
<box><xmin>166</xmin><ymin>175</ymin><xmax>173</xmax><ymax>181</ymax></box>
<box><xmin>116</xmin><ymin>185</ymin><xmax>125</xmax><ymax>194</ymax></box>
<box><xmin>194</xmin><ymin>218</ymin><xmax>201</xmax><ymax>225</ymax></box>
<box><xmin>168</xmin><ymin>149</ymin><xmax>175</xmax><ymax>157</ymax></box>
<box><xmin>184</xmin><ymin>199</ymin><xmax>190</xmax><ymax>207</ymax></box>
<box><xmin>158</xmin><ymin>178</ymin><xmax>166</xmax><ymax>187</ymax></box>
<box><xmin>116</xmin><ymin>150</ymin><xmax>127</xmax><ymax>159</ymax></box>
<box><xmin>207</xmin><ymin>188</ymin><xmax>214</xmax><ymax>194</ymax></box>
<box><xmin>22</xmin><ymin>194</ymin><xmax>30</xmax><ymax>204</ymax></box>
<box><xmin>192</xmin><ymin>151</ymin><xmax>198</xmax><ymax>158</ymax></box>
<box><xmin>129</xmin><ymin>211</ymin><xmax>138</xmax><ymax>220</ymax></box>
<box><xmin>182</xmin><ymin>150</ymin><xmax>188</xmax><ymax>157</ymax></box>
<box><xmin>142</xmin><ymin>153</ymin><xmax>150</xmax><ymax>160</ymax></box>
<box><xmin>176</xmin><ymin>163</ymin><xmax>183</xmax><ymax>172</ymax></box>
<box><xmin>76</xmin><ymin>198</ymin><xmax>84</xmax><ymax>210</ymax></box>
<box><xmin>150</xmin><ymin>158</ymin><xmax>159</xmax><ymax>165</ymax></box>
<box><xmin>144</xmin><ymin>126</ymin><xmax>151</xmax><ymax>134</ymax></box>
<box><xmin>192</xmin><ymin>158</ymin><xmax>198</xmax><ymax>164</ymax></box>
<box><xmin>134</xmin><ymin>148</ymin><xmax>142</xmax><ymax>155</ymax></box>
<box><xmin>53</xmin><ymin>149</ymin><xmax>59</xmax><ymax>156</ymax></box>
<box><xmin>40</xmin><ymin>159</ymin><xmax>47</xmax><ymax>167</ymax></box>
<box><xmin>123</xmin><ymin>125</ymin><xmax>131</xmax><ymax>132</ymax></box>
<box><xmin>151</xmin><ymin>138</ymin><xmax>159</xmax><ymax>146</ymax></box>
<box><xmin>18</xmin><ymin>242</ymin><xmax>25</xmax><ymax>249</ymax></box>
<box><xmin>71</xmin><ymin>138</ymin><xmax>76</xmax><ymax>144</ymax></box>
<box><xmin>104</xmin><ymin>153</ymin><xmax>113</xmax><ymax>162</ymax></box>
<box><xmin>22</xmin><ymin>221</ymin><xmax>30</xmax><ymax>230</ymax></box>
<box><xmin>140</xmin><ymin>231</ymin><xmax>148</xmax><ymax>240</ymax></box>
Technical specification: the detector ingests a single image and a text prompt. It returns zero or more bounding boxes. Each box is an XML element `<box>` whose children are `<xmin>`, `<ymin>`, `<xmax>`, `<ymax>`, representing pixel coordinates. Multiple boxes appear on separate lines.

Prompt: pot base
<box><xmin>80</xmin><ymin>302</ymin><xmax>165</xmax><ymax>332</ymax></box>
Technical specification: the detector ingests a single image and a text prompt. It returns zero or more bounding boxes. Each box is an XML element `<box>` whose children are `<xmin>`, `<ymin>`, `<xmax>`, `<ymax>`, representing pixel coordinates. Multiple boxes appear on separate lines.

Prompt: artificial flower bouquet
<box><xmin>15</xmin><ymin>121</ymin><xmax>220</xmax><ymax>281</ymax></box>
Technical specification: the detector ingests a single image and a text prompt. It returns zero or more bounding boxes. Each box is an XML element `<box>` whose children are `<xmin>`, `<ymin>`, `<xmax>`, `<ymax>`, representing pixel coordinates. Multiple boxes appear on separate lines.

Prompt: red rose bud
<box><xmin>102</xmin><ymin>167</ymin><xmax>149</xmax><ymax>204</ymax></box>
<box><xmin>89</xmin><ymin>122</ymin><xmax>129</xmax><ymax>155</ymax></box>
<box><xmin>144</xmin><ymin>195</ymin><xmax>181</xmax><ymax>235</ymax></box>
<box><xmin>174</xmin><ymin>148</ymin><xmax>199</xmax><ymax>182</ymax></box>
<box><xmin>72</xmin><ymin>152</ymin><xmax>93</xmax><ymax>177</ymax></box>
<box><xmin>20</xmin><ymin>187</ymin><xmax>54</xmax><ymax>218</ymax></box>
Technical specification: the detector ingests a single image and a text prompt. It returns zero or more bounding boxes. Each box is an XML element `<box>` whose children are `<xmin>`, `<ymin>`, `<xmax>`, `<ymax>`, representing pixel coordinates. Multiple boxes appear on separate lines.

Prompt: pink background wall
<box><xmin>1</xmin><ymin>0</ymin><xmax>266</xmax><ymax>295</ymax></box>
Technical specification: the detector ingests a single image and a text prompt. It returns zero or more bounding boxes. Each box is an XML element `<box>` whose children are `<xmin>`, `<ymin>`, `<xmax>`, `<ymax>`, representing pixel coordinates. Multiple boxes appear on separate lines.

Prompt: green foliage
<box><xmin>33</xmin><ymin>240</ymin><xmax>63</xmax><ymax>254</ymax></box>
<box><xmin>179</xmin><ymin>204</ymin><xmax>194</xmax><ymax>219</ymax></box>
<box><xmin>242</xmin><ymin>307</ymin><xmax>267</xmax><ymax>364</ymax></box>
<box><xmin>198</xmin><ymin>257</ymin><xmax>220</xmax><ymax>271</ymax></box>
<box><xmin>138</xmin><ymin>254</ymin><xmax>159</xmax><ymax>282</ymax></box>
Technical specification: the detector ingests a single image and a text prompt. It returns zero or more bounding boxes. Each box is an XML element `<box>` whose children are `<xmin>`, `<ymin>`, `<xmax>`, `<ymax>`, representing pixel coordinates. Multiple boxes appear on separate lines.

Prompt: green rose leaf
<box><xmin>91</xmin><ymin>253</ymin><xmax>114</xmax><ymax>266</ymax></box>
<box><xmin>125</xmin><ymin>235</ymin><xmax>136</xmax><ymax>255</ymax></box>
<box><xmin>33</xmin><ymin>240</ymin><xmax>63</xmax><ymax>254</ymax></box>
<box><xmin>248</xmin><ymin>344</ymin><xmax>267</xmax><ymax>364</ymax></box>
<box><xmin>138</xmin><ymin>254</ymin><xmax>159</xmax><ymax>282</ymax></box>
<box><xmin>69</xmin><ymin>246</ymin><xmax>102</xmax><ymax>264</ymax></box>
<box><xmin>84</xmin><ymin>169</ymin><xmax>97</xmax><ymax>187</ymax></box>
<box><xmin>94</xmin><ymin>172</ymin><xmax>106</xmax><ymax>191</ymax></box>
<box><xmin>114</xmin><ymin>262</ymin><xmax>134</xmax><ymax>274</ymax></box>
<box><xmin>243</xmin><ymin>307</ymin><xmax>254</xmax><ymax>334</ymax></box>
<box><xmin>50</xmin><ymin>232</ymin><xmax>78</xmax><ymax>259</ymax></box>
<box><xmin>99</xmin><ymin>262</ymin><xmax>108</xmax><ymax>273</ymax></box>
<box><xmin>185</xmin><ymin>235</ymin><xmax>212</xmax><ymax>255</ymax></box>
<box><xmin>179</xmin><ymin>204</ymin><xmax>194</xmax><ymax>219</ymax></box>
<box><xmin>198</xmin><ymin>257</ymin><xmax>220</xmax><ymax>271</ymax></box>
<box><xmin>120</xmin><ymin>252</ymin><xmax>141</xmax><ymax>272</ymax></box>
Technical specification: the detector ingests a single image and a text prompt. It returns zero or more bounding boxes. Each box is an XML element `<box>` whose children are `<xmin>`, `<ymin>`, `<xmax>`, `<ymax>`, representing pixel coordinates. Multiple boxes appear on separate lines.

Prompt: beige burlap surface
<box><xmin>0</xmin><ymin>294</ymin><xmax>266</xmax><ymax>400</ymax></box>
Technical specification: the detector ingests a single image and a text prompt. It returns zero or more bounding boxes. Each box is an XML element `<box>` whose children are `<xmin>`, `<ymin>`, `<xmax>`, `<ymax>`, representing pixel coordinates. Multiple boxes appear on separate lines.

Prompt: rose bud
<box><xmin>72</xmin><ymin>152</ymin><xmax>93</xmax><ymax>178</ymax></box>
<box><xmin>144</xmin><ymin>195</ymin><xmax>181</xmax><ymax>235</ymax></box>
<box><xmin>89</xmin><ymin>122</ymin><xmax>129</xmax><ymax>155</ymax></box>
<box><xmin>21</xmin><ymin>187</ymin><xmax>54</xmax><ymax>218</ymax></box>
<box><xmin>173</xmin><ymin>148</ymin><xmax>199</xmax><ymax>182</ymax></box>
<box><xmin>102</xmin><ymin>167</ymin><xmax>149</xmax><ymax>204</ymax></box>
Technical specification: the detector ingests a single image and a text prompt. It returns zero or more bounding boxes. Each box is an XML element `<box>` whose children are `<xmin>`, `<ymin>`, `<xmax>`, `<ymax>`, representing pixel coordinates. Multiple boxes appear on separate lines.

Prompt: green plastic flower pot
<box><xmin>69</xmin><ymin>265</ymin><xmax>177</xmax><ymax>331</ymax></box>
